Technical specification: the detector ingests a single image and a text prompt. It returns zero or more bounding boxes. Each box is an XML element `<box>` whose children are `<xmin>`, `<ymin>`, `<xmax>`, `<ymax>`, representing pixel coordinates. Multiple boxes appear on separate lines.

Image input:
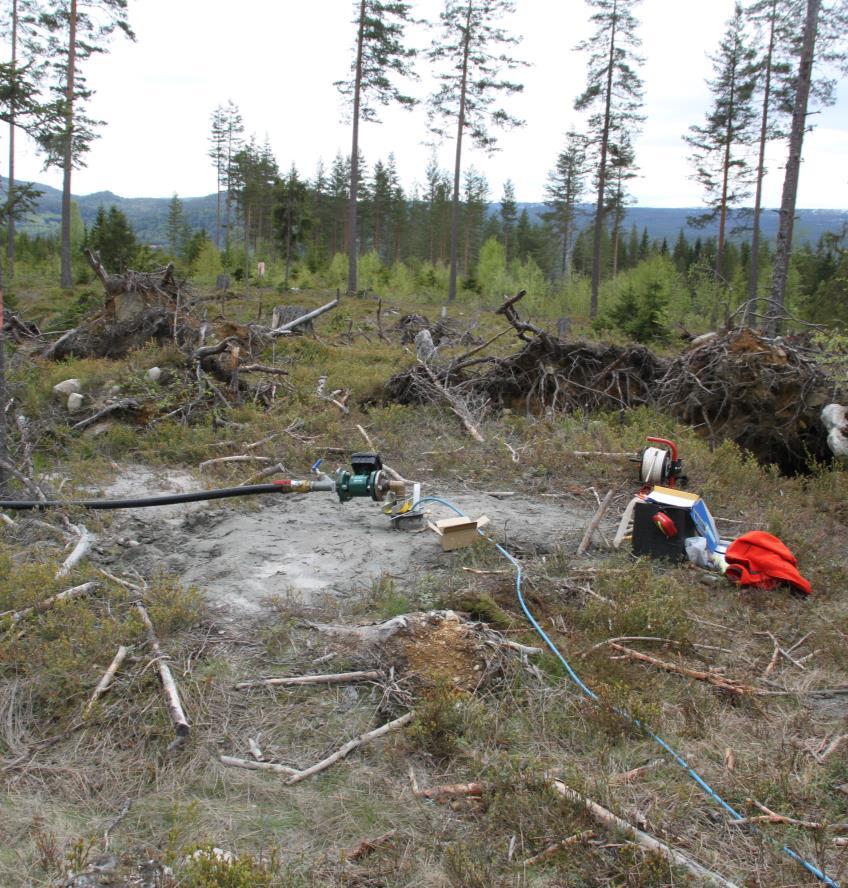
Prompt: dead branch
<box><xmin>343</xmin><ymin>830</ymin><xmax>398</xmax><ymax>862</ymax></box>
<box><xmin>577</xmin><ymin>489</ymin><xmax>614</xmax><ymax>555</ymax></box>
<box><xmin>285</xmin><ymin>711</ymin><xmax>413</xmax><ymax>785</ymax></box>
<box><xmin>135</xmin><ymin>602</ymin><xmax>190</xmax><ymax>738</ymax></box>
<box><xmin>421</xmin><ymin>362</ymin><xmax>484</xmax><ymax>443</ymax></box>
<box><xmin>521</xmin><ymin>831</ymin><xmax>596</xmax><ymax>867</ymax></box>
<box><xmin>199</xmin><ymin>454</ymin><xmax>274</xmax><ymax>472</ymax></box>
<box><xmin>85</xmin><ymin>645</ymin><xmax>129</xmax><ymax>714</ymax></box>
<box><xmin>240</xmin><ymin>463</ymin><xmax>289</xmax><ymax>485</ymax></box>
<box><xmin>56</xmin><ymin>523</ymin><xmax>93</xmax><ymax>578</ymax></box>
<box><xmin>219</xmin><ymin>755</ymin><xmax>299</xmax><ymax>777</ymax></box>
<box><xmin>730</xmin><ymin>799</ymin><xmax>823</xmax><ymax>830</ymax></box>
<box><xmin>0</xmin><ymin>581</ymin><xmax>97</xmax><ymax>623</ymax></box>
<box><xmin>71</xmin><ymin>399</ymin><xmax>141</xmax><ymax>431</ymax></box>
<box><xmin>234</xmin><ymin>670</ymin><xmax>381</xmax><ymax>690</ymax></box>
<box><xmin>608</xmin><ymin>642</ymin><xmax>763</xmax><ymax>696</ymax></box>
<box><xmin>495</xmin><ymin>290</ymin><xmax>544</xmax><ymax>342</ymax></box>
<box><xmin>268</xmin><ymin>296</ymin><xmax>339</xmax><ymax>337</ymax></box>
<box><xmin>549</xmin><ymin>778</ymin><xmax>739</xmax><ymax>888</ymax></box>
<box><xmin>608</xmin><ymin>759</ymin><xmax>664</xmax><ymax>786</ymax></box>
<box><xmin>238</xmin><ymin>363</ymin><xmax>290</xmax><ymax>376</ymax></box>
<box><xmin>0</xmin><ymin>456</ymin><xmax>47</xmax><ymax>501</ymax></box>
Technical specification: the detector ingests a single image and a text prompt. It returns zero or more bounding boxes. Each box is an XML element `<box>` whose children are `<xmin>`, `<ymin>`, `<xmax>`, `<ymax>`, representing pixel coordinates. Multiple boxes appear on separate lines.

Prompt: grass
<box><xmin>1</xmin><ymin>282</ymin><xmax>847</xmax><ymax>885</ymax></box>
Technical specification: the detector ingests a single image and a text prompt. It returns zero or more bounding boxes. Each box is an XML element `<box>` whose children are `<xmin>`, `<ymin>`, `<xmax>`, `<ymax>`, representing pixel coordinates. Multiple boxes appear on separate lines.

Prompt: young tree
<box><xmin>336</xmin><ymin>0</ymin><xmax>417</xmax><ymax>295</ymax></box>
<box><xmin>499</xmin><ymin>179</ymin><xmax>517</xmax><ymax>262</ymax></box>
<box><xmin>165</xmin><ymin>193</ymin><xmax>190</xmax><ymax>257</ymax></box>
<box><xmin>575</xmin><ymin>0</ymin><xmax>644</xmax><ymax>317</ymax></box>
<box><xmin>604</xmin><ymin>133</ymin><xmax>637</xmax><ymax>276</ymax></box>
<box><xmin>428</xmin><ymin>0</ymin><xmax>526</xmax><ymax>301</ymax></box>
<box><xmin>766</xmin><ymin>0</ymin><xmax>848</xmax><ymax>332</ymax></box>
<box><xmin>273</xmin><ymin>166</ymin><xmax>311</xmax><ymax>287</ymax></box>
<box><xmin>88</xmin><ymin>204</ymin><xmax>136</xmax><ymax>271</ymax></box>
<box><xmin>461</xmin><ymin>167</ymin><xmax>488</xmax><ymax>277</ymax></box>
<box><xmin>39</xmin><ymin>0</ymin><xmax>134</xmax><ymax>288</ymax></box>
<box><xmin>685</xmin><ymin>3</ymin><xmax>757</xmax><ymax>281</ymax></box>
<box><xmin>543</xmin><ymin>130</ymin><xmax>588</xmax><ymax>278</ymax></box>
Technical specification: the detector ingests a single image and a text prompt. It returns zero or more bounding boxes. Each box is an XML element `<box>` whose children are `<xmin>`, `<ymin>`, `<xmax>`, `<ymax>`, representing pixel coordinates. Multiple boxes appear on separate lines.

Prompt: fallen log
<box><xmin>415</xmin><ymin>781</ymin><xmax>485</xmax><ymax>802</ymax></box>
<box><xmin>608</xmin><ymin>642</ymin><xmax>763</xmax><ymax>696</ymax></box>
<box><xmin>85</xmin><ymin>645</ymin><xmax>129</xmax><ymax>714</ymax></box>
<box><xmin>549</xmin><ymin>778</ymin><xmax>739</xmax><ymax>888</ymax></box>
<box><xmin>71</xmin><ymin>399</ymin><xmax>142</xmax><ymax>432</ymax></box>
<box><xmin>135</xmin><ymin>602</ymin><xmax>190</xmax><ymax>738</ymax></box>
<box><xmin>219</xmin><ymin>755</ymin><xmax>299</xmax><ymax>777</ymax></box>
<box><xmin>268</xmin><ymin>296</ymin><xmax>339</xmax><ymax>337</ymax></box>
<box><xmin>234</xmin><ymin>670</ymin><xmax>381</xmax><ymax>690</ymax></box>
<box><xmin>0</xmin><ymin>581</ymin><xmax>97</xmax><ymax>623</ymax></box>
<box><xmin>285</xmin><ymin>711</ymin><xmax>413</xmax><ymax>785</ymax></box>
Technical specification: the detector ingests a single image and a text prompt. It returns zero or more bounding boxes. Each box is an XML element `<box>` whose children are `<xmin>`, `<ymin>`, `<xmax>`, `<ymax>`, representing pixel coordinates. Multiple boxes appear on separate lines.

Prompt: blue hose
<box><xmin>417</xmin><ymin>496</ymin><xmax>839</xmax><ymax>888</ymax></box>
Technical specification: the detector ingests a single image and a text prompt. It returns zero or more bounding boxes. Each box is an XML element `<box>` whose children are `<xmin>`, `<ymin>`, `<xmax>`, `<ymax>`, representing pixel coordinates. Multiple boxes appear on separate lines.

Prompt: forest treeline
<box><xmin>0</xmin><ymin>0</ymin><xmax>846</xmax><ymax>336</ymax></box>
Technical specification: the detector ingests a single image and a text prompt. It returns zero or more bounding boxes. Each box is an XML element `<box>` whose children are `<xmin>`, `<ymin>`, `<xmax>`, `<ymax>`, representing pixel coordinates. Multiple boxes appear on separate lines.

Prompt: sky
<box><xmin>6</xmin><ymin>0</ymin><xmax>848</xmax><ymax>209</ymax></box>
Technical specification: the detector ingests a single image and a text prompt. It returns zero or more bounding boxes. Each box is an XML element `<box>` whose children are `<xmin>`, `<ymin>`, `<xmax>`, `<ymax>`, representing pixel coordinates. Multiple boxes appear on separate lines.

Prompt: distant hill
<box><xmin>3</xmin><ymin>177</ymin><xmax>846</xmax><ymax>247</ymax></box>
<box><xmin>1</xmin><ymin>178</ymin><xmax>218</xmax><ymax>244</ymax></box>
<box><xmin>512</xmin><ymin>203</ymin><xmax>848</xmax><ymax>246</ymax></box>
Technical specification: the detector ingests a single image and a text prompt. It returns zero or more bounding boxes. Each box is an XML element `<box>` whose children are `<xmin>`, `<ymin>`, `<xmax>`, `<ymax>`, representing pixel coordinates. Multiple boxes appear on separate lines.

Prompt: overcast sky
<box><xmin>7</xmin><ymin>0</ymin><xmax>848</xmax><ymax>208</ymax></box>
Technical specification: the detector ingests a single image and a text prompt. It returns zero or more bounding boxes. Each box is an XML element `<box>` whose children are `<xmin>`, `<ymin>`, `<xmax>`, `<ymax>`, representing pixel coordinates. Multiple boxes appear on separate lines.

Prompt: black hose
<box><xmin>0</xmin><ymin>483</ymin><xmax>288</xmax><ymax>511</ymax></box>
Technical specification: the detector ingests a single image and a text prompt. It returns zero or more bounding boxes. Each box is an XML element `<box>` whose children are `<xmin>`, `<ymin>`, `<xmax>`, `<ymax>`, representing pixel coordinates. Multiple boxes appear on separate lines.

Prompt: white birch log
<box><xmin>0</xmin><ymin>581</ymin><xmax>97</xmax><ymax>623</ymax></box>
<box><xmin>136</xmin><ymin>603</ymin><xmax>190</xmax><ymax>738</ymax></box>
<box><xmin>85</xmin><ymin>645</ymin><xmax>129</xmax><ymax>714</ymax></box>
<box><xmin>56</xmin><ymin>524</ymin><xmax>93</xmax><ymax>578</ymax></box>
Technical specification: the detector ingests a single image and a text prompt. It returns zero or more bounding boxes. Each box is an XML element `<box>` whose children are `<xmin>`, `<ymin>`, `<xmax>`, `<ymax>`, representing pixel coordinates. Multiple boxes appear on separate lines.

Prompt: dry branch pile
<box><xmin>387</xmin><ymin>293</ymin><xmax>842</xmax><ymax>471</ymax></box>
<box><xmin>656</xmin><ymin>329</ymin><xmax>838</xmax><ymax>472</ymax></box>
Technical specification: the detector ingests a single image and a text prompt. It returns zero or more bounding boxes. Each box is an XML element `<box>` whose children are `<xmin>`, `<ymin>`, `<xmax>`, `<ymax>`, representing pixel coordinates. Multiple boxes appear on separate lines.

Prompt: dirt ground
<box><xmin>88</xmin><ymin>466</ymin><xmax>590</xmax><ymax>617</ymax></box>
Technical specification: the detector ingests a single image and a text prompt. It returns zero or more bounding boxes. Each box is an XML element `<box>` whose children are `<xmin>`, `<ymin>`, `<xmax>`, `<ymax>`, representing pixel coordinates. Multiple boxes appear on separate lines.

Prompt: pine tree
<box><xmin>220</xmin><ymin>100</ymin><xmax>243</xmax><ymax>256</ymax></box>
<box><xmin>766</xmin><ymin>0</ymin><xmax>848</xmax><ymax>332</ymax></box>
<box><xmin>460</xmin><ymin>167</ymin><xmax>488</xmax><ymax>278</ymax></box>
<box><xmin>428</xmin><ymin>0</ymin><xmax>526</xmax><ymax>301</ymax></box>
<box><xmin>499</xmin><ymin>179</ymin><xmax>517</xmax><ymax>262</ymax></box>
<box><xmin>208</xmin><ymin>105</ymin><xmax>227</xmax><ymax>249</ymax></box>
<box><xmin>543</xmin><ymin>130</ymin><xmax>588</xmax><ymax>278</ymax></box>
<box><xmin>336</xmin><ymin>0</ymin><xmax>417</xmax><ymax>295</ymax></box>
<box><xmin>684</xmin><ymin>3</ymin><xmax>757</xmax><ymax>281</ymax></box>
<box><xmin>574</xmin><ymin>0</ymin><xmax>644</xmax><ymax>317</ymax></box>
<box><xmin>38</xmin><ymin>0</ymin><xmax>134</xmax><ymax>288</ymax></box>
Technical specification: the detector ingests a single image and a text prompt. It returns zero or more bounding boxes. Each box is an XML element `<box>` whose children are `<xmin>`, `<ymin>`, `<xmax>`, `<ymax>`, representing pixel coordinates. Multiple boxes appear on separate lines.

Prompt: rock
<box><xmin>67</xmin><ymin>392</ymin><xmax>84</xmax><ymax>413</ymax></box>
<box><xmin>53</xmin><ymin>378</ymin><xmax>81</xmax><ymax>397</ymax></box>
<box><xmin>145</xmin><ymin>366</ymin><xmax>162</xmax><ymax>382</ymax></box>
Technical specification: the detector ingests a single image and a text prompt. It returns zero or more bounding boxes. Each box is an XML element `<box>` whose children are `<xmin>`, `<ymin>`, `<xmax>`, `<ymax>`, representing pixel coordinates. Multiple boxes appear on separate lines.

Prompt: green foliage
<box><xmin>597</xmin><ymin>255</ymin><xmax>674</xmax><ymax>342</ymax></box>
<box><xmin>407</xmin><ymin>682</ymin><xmax>465</xmax><ymax>760</ymax></box>
<box><xmin>178</xmin><ymin>847</ymin><xmax>282</xmax><ymax>888</ymax></box>
<box><xmin>476</xmin><ymin>236</ymin><xmax>507</xmax><ymax>299</ymax></box>
<box><xmin>87</xmin><ymin>205</ymin><xmax>138</xmax><ymax>272</ymax></box>
<box><xmin>190</xmin><ymin>240</ymin><xmax>223</xmax><ymax>282</ymax></box>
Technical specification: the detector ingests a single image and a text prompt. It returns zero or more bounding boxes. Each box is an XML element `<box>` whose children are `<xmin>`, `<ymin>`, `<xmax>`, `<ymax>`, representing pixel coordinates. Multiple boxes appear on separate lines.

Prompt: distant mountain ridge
<box><xmin>3</xmin><ymin>178</ymin><xmax>847</xmax><ymax>247</ymax></box>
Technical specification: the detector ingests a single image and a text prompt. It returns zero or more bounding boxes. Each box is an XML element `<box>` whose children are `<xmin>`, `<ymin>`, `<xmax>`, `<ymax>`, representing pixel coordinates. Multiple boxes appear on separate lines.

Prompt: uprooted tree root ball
<box><xmin>387</xmin><ymin>293</ymin><xmax>843</xmax><ymax>473</ymax></box>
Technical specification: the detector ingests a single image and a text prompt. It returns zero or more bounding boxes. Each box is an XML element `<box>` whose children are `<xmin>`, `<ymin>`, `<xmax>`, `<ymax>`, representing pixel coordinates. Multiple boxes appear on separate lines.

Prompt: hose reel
<box><xmin>636</xmin><ymin>437</ymin><xmax>687</xmax><ymax>488</ymax></box>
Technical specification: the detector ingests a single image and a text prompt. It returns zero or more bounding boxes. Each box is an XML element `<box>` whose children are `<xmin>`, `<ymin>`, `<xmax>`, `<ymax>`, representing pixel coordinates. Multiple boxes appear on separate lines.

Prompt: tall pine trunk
<box><xmin>590</xmin><ymin>3</ymin><xmax>618</xmax><ymax>318</ymax></box>
<box><xmin>6</xmin><ymin>0</ymin><xmax>18</xmax><ymax>282</ymax></box>
<box><xmin>60</xmin><ymin>0</ymin><xmax>78</xmax><ymax>289</ymax></box>
<box><xmin>746</xmin><ymin>0</ymin><xmax>777</xmax><ymax>324</ymax></box>
<box><xmin>347</xmin><ymin>0</ymin><xmax>366</xmax><ymax>296</ymax></box>
<box><xmin>448</xmin><ymin>2</ymin><xmax>472</xmax><ymax>302</ymax></box>
<box><xmin>768</xmin><ymin>0</ymin><xmax>820</xmax><ymax>335</ymax></box>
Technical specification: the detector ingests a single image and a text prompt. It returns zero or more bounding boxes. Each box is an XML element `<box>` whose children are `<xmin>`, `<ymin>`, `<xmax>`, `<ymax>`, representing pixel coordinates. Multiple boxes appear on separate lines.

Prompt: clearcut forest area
<box><xmin>1</xmin><ymin>1</ymin><xmax>848</xmax><ymax>887</ymax></box>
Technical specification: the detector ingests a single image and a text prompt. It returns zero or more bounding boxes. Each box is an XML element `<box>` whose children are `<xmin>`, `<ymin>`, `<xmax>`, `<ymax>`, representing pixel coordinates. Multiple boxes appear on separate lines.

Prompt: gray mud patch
<box><xmin>91</xmin><ymin>467</ymin><xmax>589</xmax><ymax>616</ymax></box>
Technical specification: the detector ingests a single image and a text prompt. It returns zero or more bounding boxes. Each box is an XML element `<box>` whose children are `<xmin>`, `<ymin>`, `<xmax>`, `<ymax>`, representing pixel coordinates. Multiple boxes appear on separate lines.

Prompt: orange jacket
<box><xmin>724</xmin><ymin>531</ymin><xmax>811</xmax><ymax>595</ymax></box>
